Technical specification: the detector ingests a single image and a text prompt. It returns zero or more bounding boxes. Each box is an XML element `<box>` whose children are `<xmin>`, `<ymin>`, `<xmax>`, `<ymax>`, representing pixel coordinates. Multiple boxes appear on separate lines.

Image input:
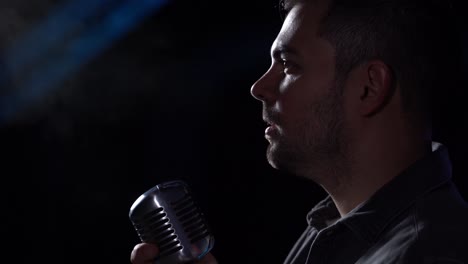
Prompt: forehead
<box><xmin>281</xmin><ymin>0</ymin><xmax>325</xmax><ymax>22</ymax></box>
<box><xmin>272</xmin><ymin>2</ymin><xmax>328</xmax><ymax>56</ymax></box>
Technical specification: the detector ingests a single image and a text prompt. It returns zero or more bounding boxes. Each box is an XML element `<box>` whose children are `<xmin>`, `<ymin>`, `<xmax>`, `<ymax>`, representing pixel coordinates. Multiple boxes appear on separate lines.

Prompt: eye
<box><xmin>281</xmin><ymin>59</ymin><xmax>296</xmax><ymax>74</ymax></box>
<box><xmin>282</xmin><ymin>59</ymin><xmax>292</xmax><ymax>68</ymax></box>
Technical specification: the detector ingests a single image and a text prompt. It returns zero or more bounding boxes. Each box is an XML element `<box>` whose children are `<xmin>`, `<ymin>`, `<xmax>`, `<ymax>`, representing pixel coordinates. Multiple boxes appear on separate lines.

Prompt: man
<box><xmin>131</xmin><ymin>0</ymin><xmax>468</xmax><ymax>263</ymax></box>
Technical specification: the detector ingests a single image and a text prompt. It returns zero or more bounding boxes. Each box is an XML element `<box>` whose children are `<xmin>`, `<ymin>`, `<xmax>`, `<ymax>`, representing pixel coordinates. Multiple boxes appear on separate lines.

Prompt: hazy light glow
<box><xmin>0</xmin><ymin>0</ymin><xmax>169</xmax><ymax>122</ymax></box>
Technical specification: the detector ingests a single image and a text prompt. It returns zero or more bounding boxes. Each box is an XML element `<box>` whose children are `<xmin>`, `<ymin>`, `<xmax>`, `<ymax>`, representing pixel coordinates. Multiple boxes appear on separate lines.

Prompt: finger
<box><xmin>130</xmin><ymin>243</ymin><xmax>159</xmax><ymax>264</ymax></box>
<box><xmin>197</xmin><ymin>253</ymin><xmax>218</xmax><ymax>264</ymax></box>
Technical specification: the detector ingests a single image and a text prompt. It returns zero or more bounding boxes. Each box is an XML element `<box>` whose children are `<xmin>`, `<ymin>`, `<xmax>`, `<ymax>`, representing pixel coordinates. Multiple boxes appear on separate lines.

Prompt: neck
<box><xmin>319</xmin><ymin>130</ymin><xmax>431</xmax><ymax>217</ymax></box>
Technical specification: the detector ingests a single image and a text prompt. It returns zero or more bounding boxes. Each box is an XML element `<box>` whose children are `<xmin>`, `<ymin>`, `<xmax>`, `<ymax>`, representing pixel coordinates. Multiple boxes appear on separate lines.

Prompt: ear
<box><xmin>358</xmin><ymin>61</ymin><xmax>395</xmax><ymax>117</ymax></box>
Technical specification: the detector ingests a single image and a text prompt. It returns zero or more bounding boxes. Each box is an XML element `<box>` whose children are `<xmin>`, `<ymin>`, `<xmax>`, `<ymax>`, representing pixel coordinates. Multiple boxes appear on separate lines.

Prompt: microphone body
<box><xmin>129</xmin><ymin>180</ymin><xmax>214</xmax><ymax>264</ymax></box>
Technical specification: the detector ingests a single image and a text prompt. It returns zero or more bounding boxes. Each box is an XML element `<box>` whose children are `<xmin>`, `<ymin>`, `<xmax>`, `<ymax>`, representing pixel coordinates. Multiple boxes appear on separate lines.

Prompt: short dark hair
<box><xmin>280</xmin><ymin>0</ymin><xmax>462</xmax><ymax>125</ymax></box>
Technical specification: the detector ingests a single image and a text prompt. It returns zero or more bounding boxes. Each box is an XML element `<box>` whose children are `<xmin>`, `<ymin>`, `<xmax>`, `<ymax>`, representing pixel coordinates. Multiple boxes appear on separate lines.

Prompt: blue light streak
<box><xmin>1</xmin><ymin>0</ymin><xmax>168</xmax><ymax>123</ymax></box>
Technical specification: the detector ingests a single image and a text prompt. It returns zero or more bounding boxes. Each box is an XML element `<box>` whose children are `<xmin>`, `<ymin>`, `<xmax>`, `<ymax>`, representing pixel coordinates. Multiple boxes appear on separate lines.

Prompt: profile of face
<box><xmin>250</xmin><ymin>1</ymin><xmax>348</xmax><ymax>179</ymax></box>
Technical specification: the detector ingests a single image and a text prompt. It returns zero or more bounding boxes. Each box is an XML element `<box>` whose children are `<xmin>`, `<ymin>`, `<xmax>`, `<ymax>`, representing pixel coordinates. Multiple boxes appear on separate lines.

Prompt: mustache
<box><xmin>262</xmin><ymin>107</ymin><xmax>280</xmax><ymax>125</ymax></box>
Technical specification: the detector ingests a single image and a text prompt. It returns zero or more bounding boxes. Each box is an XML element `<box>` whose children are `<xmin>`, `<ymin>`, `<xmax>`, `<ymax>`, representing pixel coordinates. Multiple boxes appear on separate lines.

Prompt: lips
<box><xmin>263</xmin><ymin>110</ymin><xmax>279</xmax><ymax>138</ymax></box>
<box><xmin>264</xmin><ymin>123</ymin><xmax>278</xmax><ymax>139</ymax></box>
<box><xmin>265</xmin><ymin>124</ymin><xmax>276</xmax><ymax>133</ymax></box>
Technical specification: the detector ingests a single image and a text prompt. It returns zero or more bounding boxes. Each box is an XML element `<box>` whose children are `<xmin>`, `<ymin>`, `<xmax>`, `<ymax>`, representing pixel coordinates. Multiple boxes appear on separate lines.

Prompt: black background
<box><xmin>1</xmin><ymin>0</ymin><xmax>467</xmax><ymax>263</ymax></box>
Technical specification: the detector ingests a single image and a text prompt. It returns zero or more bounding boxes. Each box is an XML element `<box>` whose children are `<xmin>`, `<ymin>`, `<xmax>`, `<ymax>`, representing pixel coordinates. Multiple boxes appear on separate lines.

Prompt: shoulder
<box><xmin>401</xmin><ymin>185</ymin><xmax>468</xmax><ymax>263</ymax></box>
<box><xmin>357</xmin><ymin>183</ymin><xmax>468</xmax><ymax>264</ymax></box>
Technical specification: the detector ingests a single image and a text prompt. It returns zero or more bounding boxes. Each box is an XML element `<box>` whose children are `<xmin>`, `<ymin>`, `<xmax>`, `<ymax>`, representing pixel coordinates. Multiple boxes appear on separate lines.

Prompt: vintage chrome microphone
<box><xmin>129</xmin><ymin>180</ymin><xmax>215</xmax><ymax>264</ymax></box>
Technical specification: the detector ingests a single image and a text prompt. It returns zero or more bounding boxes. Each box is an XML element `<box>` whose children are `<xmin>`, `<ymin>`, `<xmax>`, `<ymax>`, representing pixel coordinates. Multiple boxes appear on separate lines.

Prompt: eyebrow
<box><xmin>280</xmin><ymin>0</ymin><xmax>294</xmax><ymax>17</ymax></box>
<box><xmin>271</xmin><ymin>45</ymin><xmax>300</xmax><ymax>60</ymax></box>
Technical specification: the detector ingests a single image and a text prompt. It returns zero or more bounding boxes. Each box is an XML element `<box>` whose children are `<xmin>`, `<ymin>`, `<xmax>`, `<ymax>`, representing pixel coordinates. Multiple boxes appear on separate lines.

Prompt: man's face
<box><xmin>250</xmin><ymin>2</ymin><xmax>348</xmax><ymax>178</ymax></box>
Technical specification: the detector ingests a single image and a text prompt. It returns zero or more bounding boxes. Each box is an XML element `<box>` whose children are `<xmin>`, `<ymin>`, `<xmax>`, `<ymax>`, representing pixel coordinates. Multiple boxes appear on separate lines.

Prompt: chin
<box><xmin>266</xmin><ymin>143</ymin><xmax>280</xmax><ymax>168</ymax></box>
<box><xmin>266</xmin><ymin>143</ymin><xmax>293</xmax><ymax>171</ymax></box>
<box><xmin>267</xmin><ymin>157</ymin><xmax>280</xmax><ymax>170</ymax></box>
<box><xmin>266</xmin><ymin>142</ymin><xmax>316</xmax><ymax>179</ymax></box>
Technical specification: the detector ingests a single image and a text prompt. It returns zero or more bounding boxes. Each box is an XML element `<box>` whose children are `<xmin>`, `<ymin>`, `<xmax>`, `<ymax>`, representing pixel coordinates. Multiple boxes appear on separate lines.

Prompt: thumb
<box><xmin>197</xmin><ymin>253</ymin><xmax>218</xmax><ymax>264</ymax></box>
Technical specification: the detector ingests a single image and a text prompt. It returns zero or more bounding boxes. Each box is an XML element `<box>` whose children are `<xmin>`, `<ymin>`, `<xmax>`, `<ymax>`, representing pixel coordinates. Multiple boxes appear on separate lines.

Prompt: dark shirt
<box><xmin>284</xmin><ymin>142</ymin><xmax>468</xmax><ymax>264</ymax></box>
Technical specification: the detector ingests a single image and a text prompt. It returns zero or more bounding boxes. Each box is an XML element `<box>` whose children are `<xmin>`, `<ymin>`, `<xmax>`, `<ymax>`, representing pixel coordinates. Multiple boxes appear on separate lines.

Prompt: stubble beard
<box><xmin>266</xmin><ymin>87</ymin><xmax>349</xmax><ymax>184</ymax></box>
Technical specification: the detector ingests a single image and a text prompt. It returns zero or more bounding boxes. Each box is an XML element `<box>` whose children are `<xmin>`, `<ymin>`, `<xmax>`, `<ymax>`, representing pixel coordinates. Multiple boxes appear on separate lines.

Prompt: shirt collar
<box><xmin>306</xmin><ymin>142</ymin><xmax>452</xmax><ymax>244</ymax></box>
<box><xmin>306</xmin><ymin>195</ymin><xmax>340</xmax><ymax>230</ymax></box>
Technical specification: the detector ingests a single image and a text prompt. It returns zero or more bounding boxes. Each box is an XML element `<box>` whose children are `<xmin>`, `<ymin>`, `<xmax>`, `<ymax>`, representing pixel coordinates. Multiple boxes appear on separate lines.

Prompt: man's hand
<box><xmin>130</xmin><ymin>243</ymin><xmax>218</xmax><ymax>264</ymax></box>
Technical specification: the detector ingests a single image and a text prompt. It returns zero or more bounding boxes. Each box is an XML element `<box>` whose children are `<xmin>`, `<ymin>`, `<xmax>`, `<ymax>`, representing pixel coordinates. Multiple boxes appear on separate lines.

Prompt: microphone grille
<box><xmin>131</xmin><ymin>207</ymin><xmax>183</xmax><ymax>257</ymax></box>
<box><xmin>129</xmin><ymin>180</ymin><xmax>214</xmax><ymax>263</ymax></box>
<box><xmin>172</xmin><ymin>193</ymin><xmax>211</xmax><ymax>244</ymax></box>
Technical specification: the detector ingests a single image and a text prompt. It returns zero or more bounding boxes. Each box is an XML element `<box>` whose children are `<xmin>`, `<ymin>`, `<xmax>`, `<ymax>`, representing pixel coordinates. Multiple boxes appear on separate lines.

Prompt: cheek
<box><xmin>278</xmin><ymin>73</ymin><xmax>301</xmax><ymax>94</ymax></box>
<box><xmin>280</xmin><ymin>82</ymin><xmax>324</xmax><ymax>118</ymax></box>
<box><xmin>277</xmin><ymin>77</ymin><xmax>310</xmax><ymax>111</ymax></box>
<box><xmin>275</xmin><ymin>73</ymin><xmax>334</xmax><ymax>130</ymax></box>
<box><xmin>279</xmin><ymin>97</ymin><xmax>314</xmax><ymax>137</ymax></box>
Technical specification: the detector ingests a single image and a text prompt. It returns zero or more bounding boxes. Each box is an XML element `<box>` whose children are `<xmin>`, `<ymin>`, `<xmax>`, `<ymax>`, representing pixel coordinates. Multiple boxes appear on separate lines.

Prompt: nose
<box><xmin>250</xmin><ymin>66</ymin><xmax>277</xmax><ymax>103</ymax></box>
